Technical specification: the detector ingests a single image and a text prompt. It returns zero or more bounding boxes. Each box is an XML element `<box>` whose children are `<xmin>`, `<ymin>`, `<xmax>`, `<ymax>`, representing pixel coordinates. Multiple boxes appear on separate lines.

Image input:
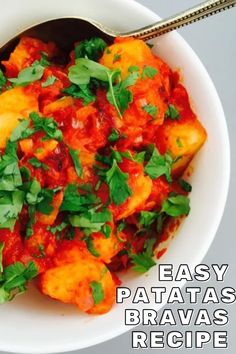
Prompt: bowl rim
<box><xmin>0</xmin><ymin>0</ymin><xmax>230</xmax><ymax>353</ymax></box>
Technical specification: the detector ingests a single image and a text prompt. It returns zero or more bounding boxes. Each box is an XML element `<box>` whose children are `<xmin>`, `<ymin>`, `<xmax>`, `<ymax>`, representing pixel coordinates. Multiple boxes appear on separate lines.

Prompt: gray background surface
<box><xmin>1</xmin><ymin>0</ymin><xmax>235</xmax><ymax>353</ymax></box>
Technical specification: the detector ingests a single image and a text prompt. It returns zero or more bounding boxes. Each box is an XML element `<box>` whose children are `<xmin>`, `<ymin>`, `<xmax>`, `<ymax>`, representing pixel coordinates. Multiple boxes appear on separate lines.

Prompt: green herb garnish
<box><xmin>90</xmin><ymin>281</ymin><xmax>104</xmax><ymax>304</ymax></box>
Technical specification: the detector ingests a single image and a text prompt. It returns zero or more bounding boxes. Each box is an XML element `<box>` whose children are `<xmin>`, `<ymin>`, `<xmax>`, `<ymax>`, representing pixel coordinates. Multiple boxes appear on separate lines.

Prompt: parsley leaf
<box><xmin>75</xmin><ymin>37</ymin><xmax>107</xmax><ymax>61</ymax></box>
<box><xmin>30</xmin><ymin>112</ymin><xmax>63</xmax><ymax>141</ymax></box>
<box><xmin>113</xmin><ymin>53</ymin><xmax>121</xmax><ymax>63</ymax></box>
<box><xmin>165</xmin><ymin>104</ymin><xmax>180</xmax><ymax>120</ymax></box>
<box><xmin>101</xmin><ymin>224</ymin><xmax>112</xmax><ymax>238</ymax></box>
<box><xmin>69</xmin><ymin>148</ymin><xmax>83</xmax><ymax>178</ymax></box>
<box><xmin>0</xmin><ymin>190</ymin><xmax>24</xmax><ymax>231</ymax></box>
<box><xmin>144</xmin><ymin>146</ymin><xmax>173</xmax><ymax>183</ymax></box>
<box><xmin>90</xmin><ymin>281</ymin><xmax>104</xmax><ymax>305</ymax></box>
<box><xmin>0</xmin><ymin>261</ymin><xmax>38</xmax><ymax>304</ymax></box>
<box><xmin>161</xmin><ymin>194</ymin><xmax>190</xmax><ymax>217</ymax></box>
<box><xmin>85</xmin><ymin>237</ymin><xmax>100</xmax><ymax>257</ymax></box>
<box><xmin>108</xmin><ymin>128</ymin><xmax>120</xmax><ymax>143</ymax></box>
<box><xmin>107</xmin><ymin>72</ymin><xmax>139</xmax><ymax>116</ymax></box>
<box><xmin>9</xmin><ymin>63</ymin><xmax>45</xmax><ymax>87</ymax></box>
<box><xmin>142</xmin><ymin>66</ymin><xmax>158</xmax><ymax>79</ymax></box>
<box><xmin>10</xmin><ymin>120</ymin><xmax>31</xmax><ymax>142</ymax></box>
<box><xmin>128</xmin><ymin>65</ymin><xmax>140</xmax><ymax>73</ymax></box>
<box><xmin>63</xmin><ymin>84</ymin><xmax>96</xmax><ymax>105</ymax></box>
<box><xmin>105</xmin><ymin>160</ymin><xmax>132</xmax><ymax>205</ymax></box>
<box><xmin>130</xmin><ymin>238</ymin><xmax>156</xmax><ymax>273</ymax></box>
<box><xmin>0</xmin><ymin>69</ymin><xmax>7</xmax><ymax>92</ymax></box>
<box><xmin>0</xmin><ymin>145</ymin><xmax>22</xmax><ymax>191</ymax></box>
<box><xmin>142</xmin><ymin>104</ymin><xmax>158</xmax><ymax>119</ymax></box>
<box><xmin>28</xmin><ymin>157</ymin><xmax>48</xmax><ymax>171</ymax></box>
<box><xmin>60</xmin><ymin>184</ymin><xmax>99</xmax><ymax>213</ymax></box>
<box><xmin>139</xmin><ymin>211</ymin><xmax>158</xmax><ymax>228</ymax></box>
<box><xmin>69</xmin><ymin>208</ymin><xmax>112</xmax><ymax>236</ymax></box>
<box><xmin>41</xmin><ymin>75</ymin><xmax>57</xmax><ymax>88</ymax></box>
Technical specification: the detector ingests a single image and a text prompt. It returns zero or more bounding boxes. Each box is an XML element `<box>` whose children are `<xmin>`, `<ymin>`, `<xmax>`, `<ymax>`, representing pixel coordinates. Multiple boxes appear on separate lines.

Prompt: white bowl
<box><xmin>0</xmin><ymin>0</ymin><xmax>230</xmax><ymax>353</ymax></box>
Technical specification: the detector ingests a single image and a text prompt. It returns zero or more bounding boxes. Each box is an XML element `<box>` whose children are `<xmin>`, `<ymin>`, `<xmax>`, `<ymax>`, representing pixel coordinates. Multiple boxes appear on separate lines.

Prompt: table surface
<box><xmin>1</xmin><ymin>1</ymin><xmax>235</xmax><ymax>353</ymax></box>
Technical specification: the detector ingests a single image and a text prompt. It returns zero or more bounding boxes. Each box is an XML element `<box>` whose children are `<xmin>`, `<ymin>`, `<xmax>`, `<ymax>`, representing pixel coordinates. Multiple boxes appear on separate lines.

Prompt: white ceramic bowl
<box><xmin>0</xmin><ymin>0</ymin><xmax>230</xmax><ymax>353</ymax></box>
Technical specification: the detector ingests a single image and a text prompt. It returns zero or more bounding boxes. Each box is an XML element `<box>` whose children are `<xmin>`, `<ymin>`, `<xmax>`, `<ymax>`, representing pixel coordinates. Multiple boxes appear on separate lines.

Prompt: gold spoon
<box><xmin>0</xmin><ymin>0</ymin><xmax>235</xmax><ymax>60</ymax></box>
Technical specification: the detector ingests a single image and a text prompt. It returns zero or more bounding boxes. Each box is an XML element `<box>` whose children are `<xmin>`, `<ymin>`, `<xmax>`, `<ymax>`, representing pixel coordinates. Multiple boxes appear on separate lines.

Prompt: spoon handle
<box><xmin>124</xmin><ymin>0</ymin><xmax>236</xmax><ymax>40</ymax></box>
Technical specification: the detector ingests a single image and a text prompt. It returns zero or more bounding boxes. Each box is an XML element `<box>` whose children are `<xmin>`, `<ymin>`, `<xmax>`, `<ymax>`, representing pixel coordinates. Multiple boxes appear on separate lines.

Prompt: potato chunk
<box><xmin>39</xmin><ymin>254</ymin><xmax>116</xmax><ymax>314</ymax></box>
<box><xmin>160</xmin><ymin>119</ymin><xmax>207</xmax><ymax>174</ymax></box>
<box><xmin>0</xmin><ymin>87</ymin><xmax>38</xmax><ymax>148</ymax></box>
<box><xmin>100</xmin><ymin>38</ymin><xmax>153</xmax><ymax>78</ymax></box>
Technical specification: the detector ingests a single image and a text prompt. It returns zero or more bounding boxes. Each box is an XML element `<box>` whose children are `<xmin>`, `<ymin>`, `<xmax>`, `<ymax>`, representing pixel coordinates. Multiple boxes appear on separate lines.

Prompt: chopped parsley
<box><xmin>142</xmin><ymin>65</ymin><xmax>158</xmax><ymax>79</ymax></box>
<box><xmin>69</xmin><ymin>148</ymin><xmax>83</xmax><ymax>178</ymax></box>
<box><xmin>105</xmin><ymin>160</ymin><xmax>132</xmax><ymax>205</ymax></box>
<box><xmin>28</xmin><ymin>157</ymin><xmax>49</xmax><ymax>171</ymax></box>
<box><xmin>0</xmin><ymin>260</ymin><xmax>38</xmax><ymax>304</ymax></box>
<box><xmin>144</xmin><ymin>146</ymin><xmax>174</xmax><ymax>183</ymax></box>
<box><xmin>165</xmin><ymin>104</ymin><xmax>180</xmax><ymax>120</ymax></box>
<box><xmin>130</xmin><ymin>238</ymin><xmax>156</xmax><ymax>273</ymax></box>
<box><xmin>69</xmin><ymin>207</ymin><xmax>112</xmax><ymax>237</ymax></box>
<box><xmin>68</xmin><ymin>57</ymin><xmax>138</xmax><ymax>118</ymax></box>
<box><xmin>9</xmin><ymin>63</ymin><xmax>45</xmax><ymax>87</ymax></box>
<box><xmin>107</xmin><ymin>72</ymin><xmax>139</xmax><ymax>116</ymax></box>
<box><xmin>108</xmin><ymin>128</ymin><xmax>120</xmax><ymax>143</ymax></box>
<box><xmin>63</xmin><ymin>84</ymin><xmax>96</xmax><ymax>105</ymax></box>
<box><xmin>41</xmin><ymin>75</ymin><xmax>57</xmax><ymax>88</ymax></box>
<box><xmin>161</xmin><ymin>194</ymin><xmax>190</xmax><ymax>217</ymax></box>
<box><xmin>75</xmin><ymin>37</ymin><xmax>107</xmax><ymax>61</ymax></box>
<box><xmin>90</xmin><ymin>281</ymin><xmax>104</xmax><ymax>304</ymax></box>
<box><xmin>142</xmin><ymin>104</ymin><xmax>158</xmax><ymax>119</ymax></box>
<box><xmin>113</xmin><ymin>53</ymin><xmax>121</xmax><ymax>63</ymax></box>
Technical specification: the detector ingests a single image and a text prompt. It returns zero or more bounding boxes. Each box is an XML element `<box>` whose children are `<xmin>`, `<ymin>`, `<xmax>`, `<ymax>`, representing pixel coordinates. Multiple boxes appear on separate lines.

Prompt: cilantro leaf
<box><xmin>69</xmin><ymin>148</ymin><xmax>83</xmax><ymax>178</ymax></box>
<box><xmin>0</xmin><ymin>69</ymin><xmax>7</xmax><ymax>92</ymax></box>
<box><xmin>9</xmin><ymin>63</ymin><xmax>45</xmax><ymax>86</ymax></box>
<box><xmin>85</xmin><ymin>237</ymin><xmax>100</xmax><ymax>257</ymax></box>
<box><xmin>75</xmin><ymin>37</ymin><xmax>107</xmax><ymax>61</ymax></box>
<box><xmin>144</xmin><ymin>146</ymin><xmax>173</xmax><ymax>183</ymax></box>
<box><xmin>41</xmin><ymin>75</ymin><xmax>57</xmax><ymax>88</ymax></box>
<box><xmin>90</xmin><ymin>281</ymin><xmax>104</xmax><ymax>305</ymax></box>
<box><xmin>142</xmin><ymin>66</ymin><xmax>158</xmax><ymax>79</ymax></box>
<box><xmin>161</xmin><ymin>194</ymin><xmax>190</xmax><ymax>217</ymax></box>
<box><xmin>63</xmin><ymin>84</ymin><xmax>96</xmax><ymax>105</ymax></box>
<box><xmin>130</xmin><ymin>238</ymin><xmax>156</xmax><ymax>273</ymax></box>
<box><xmin>165</xmin><ymin>104</ymin><xmax>180</xmax><ymax>120</ymax></box>
<box><xmin>142</xmin><ymin>104</ymin><xmax>158</xmax><ymax>119</ymax></box>
<box><xmin>105</xmin><ymin>160</ymin><xmax>132</xmax><ymax>205</ymax></box>
<box><xmin>0</xmin><ymin>261</ymin><xmax>38</xmax><ymax>304</ymax></box>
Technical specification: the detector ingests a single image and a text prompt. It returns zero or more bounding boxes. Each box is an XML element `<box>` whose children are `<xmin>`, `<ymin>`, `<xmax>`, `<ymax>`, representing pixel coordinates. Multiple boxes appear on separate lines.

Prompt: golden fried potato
<box><xmin>39</xmin><ymin>255</ymin><xmax>116</xmax><ymax>314</ymax></box>
<box><xmin>161</xmin><ymin>119</ymin><xmax>207</xmax><ymax>174</ymax></box>
<box><xmin>100</xmin><ymin>38</ymin><xmax>153</xmax><ymax>79</ymax></box>
<box><xmin>0</xmin><ymin>87</ymin><xmax>38</xmax><ymax>148</ymax></box>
